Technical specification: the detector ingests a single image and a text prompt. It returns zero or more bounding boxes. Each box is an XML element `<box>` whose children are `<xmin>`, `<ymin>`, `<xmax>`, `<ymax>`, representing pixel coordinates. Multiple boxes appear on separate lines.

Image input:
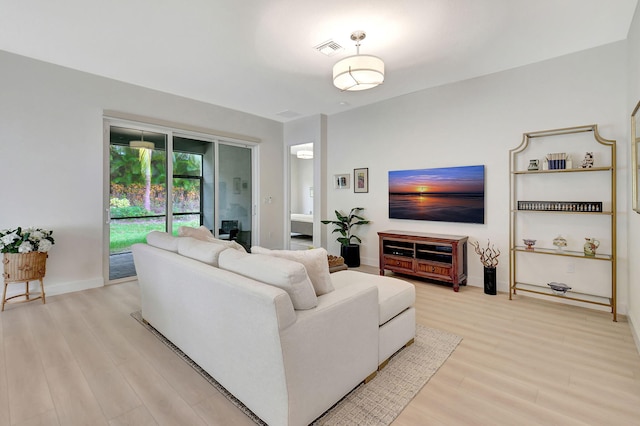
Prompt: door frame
<box><xmin>103</xmin><ymin>116</ymin><xmax>259</xmax><ymax>284</ymax></box>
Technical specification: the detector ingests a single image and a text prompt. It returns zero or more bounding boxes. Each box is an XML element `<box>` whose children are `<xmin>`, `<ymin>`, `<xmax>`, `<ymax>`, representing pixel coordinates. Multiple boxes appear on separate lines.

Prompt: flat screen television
<box><xmin>388</xmin><ymin>165</ymin><xmax>485</xmax><ymax>224</ymax></box>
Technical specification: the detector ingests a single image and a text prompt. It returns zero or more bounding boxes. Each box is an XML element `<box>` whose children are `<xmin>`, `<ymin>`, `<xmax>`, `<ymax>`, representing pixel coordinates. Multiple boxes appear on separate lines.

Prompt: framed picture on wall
<box><xmin>354</xmin><ymin>168</ymin><xmax>369</xmax><ymax>193</ymax></box>
<box><xmin>334</xmin><ymin>174</ymin><xmax>350</xmax><ymax>189</ymax></box>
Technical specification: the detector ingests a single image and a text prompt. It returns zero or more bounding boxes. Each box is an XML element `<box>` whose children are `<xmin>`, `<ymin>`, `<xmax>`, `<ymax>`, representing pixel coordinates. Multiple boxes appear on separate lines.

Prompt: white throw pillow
<box><xmin>178</xmin><ymin>225</ymin><xmax>246</xmax><ymax>252</ymax></box>
<box><xmin>218</xmin><ymin>249</ymin><xmax>318</xmax><ymax>310</ymax></box>
<box><xmin>146</xmin><ymin>231</ymin><xmax>179</xmax><ymax>252</ymax></box>
<box><xmin>178</xmin><ymin>237</ymin><xmax>228</xmax><ymax>266</ymax></box>
<box><xmin>251</xmin><ymin>247</ymin><xmax>334</xmax><ymax>296</ymax></box>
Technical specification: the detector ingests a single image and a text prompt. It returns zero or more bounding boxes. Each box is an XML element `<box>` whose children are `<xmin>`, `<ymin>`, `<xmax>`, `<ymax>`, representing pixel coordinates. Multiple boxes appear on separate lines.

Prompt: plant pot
<box><xmin>340</xmin><ymin>244</ymin><xmax>361</xmax><ymax>268</ymax></box>
<box><xmin>483</xmin><ymin>266</ymin><xmax>497</xmax><ymax>295</ymax></box>
<box><xmin>2</xmin><ymin>252</ymin><xmax>48</xmax><ymax>283</ymax></box>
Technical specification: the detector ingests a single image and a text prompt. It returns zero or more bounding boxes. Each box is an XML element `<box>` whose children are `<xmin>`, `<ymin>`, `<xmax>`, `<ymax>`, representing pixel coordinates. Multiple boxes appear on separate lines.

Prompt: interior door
<box><xmin>289</xmin><ymin>143</ymin><xmax>314</xmax><ymax>250</ymax></box>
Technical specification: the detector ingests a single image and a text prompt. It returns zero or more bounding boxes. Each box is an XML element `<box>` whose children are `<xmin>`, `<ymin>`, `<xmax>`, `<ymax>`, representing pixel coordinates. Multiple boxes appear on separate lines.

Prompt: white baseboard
<box><xmin>4</xmin><ymin>277</ymin><xmax>104</xmax><ymax>299</ymax></box>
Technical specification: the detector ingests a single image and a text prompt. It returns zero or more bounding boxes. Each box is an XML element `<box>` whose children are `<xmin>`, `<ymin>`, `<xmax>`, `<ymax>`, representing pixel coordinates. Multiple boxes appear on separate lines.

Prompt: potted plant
<box><xmin>321</xmin><ymin>207</ymin><xmax>370</xmax><ymax>267</ymax></box>
<box><xmin>470</xmin><ymin>239</ymin><xmax>500</xmax><ymax>295</ymax></box>
<box><xmin>0</xmin><ymin>227</ymin><xmax>55</xmax><ymax>310</ymax></box>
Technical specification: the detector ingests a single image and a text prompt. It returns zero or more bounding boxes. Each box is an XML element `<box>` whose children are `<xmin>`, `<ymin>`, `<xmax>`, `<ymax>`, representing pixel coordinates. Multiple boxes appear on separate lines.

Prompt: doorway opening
<box><xmin>289</xmin><ymin>143</ymin><xmax>314</xmax><ymax>250</ymax></box>
<box><xmin>105</xmin><ymin>121</ymin><xmax>255</xmax><ymax>282</ymax></box>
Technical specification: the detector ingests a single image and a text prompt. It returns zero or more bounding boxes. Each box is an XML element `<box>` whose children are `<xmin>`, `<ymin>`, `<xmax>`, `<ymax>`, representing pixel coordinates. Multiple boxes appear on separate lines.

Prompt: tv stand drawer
<box><xmin>416</xmin><ymin>262</ymin><xmax>451</xmax><ymax>278</ymax></box>
<box><xmin>383</xmin><ymin>256</ymin><xmax>413</xmax><ymax>272</ymax></box>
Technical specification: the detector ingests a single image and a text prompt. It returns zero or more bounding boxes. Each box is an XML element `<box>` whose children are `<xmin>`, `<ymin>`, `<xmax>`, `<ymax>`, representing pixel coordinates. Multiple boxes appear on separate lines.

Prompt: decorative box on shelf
<box><xmin>517</xmin><ymin>201</ymin><xmax>603</xmax><ymax>212</ymax></box>
<box><xmin>546</xmin><ymin>152</ymin><xmax>568</xmax><ymax>170</ymax></box>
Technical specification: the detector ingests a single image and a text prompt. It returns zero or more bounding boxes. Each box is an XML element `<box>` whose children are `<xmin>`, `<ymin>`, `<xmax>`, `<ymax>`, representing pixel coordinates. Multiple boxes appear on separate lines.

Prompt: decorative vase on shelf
<box><xmin>583</xmin><ymin>237</ymin><xmax>600</xmax><ymax>256</ymax></box>
<box><xmin>553</xmin><ymin>235</ymin><xmax>567</xmax><ymax>251</ymax></box>
<box><xmin>523</xmin><ymin>239</ymin><xmax>536</xmax><ymax>250</ymax></box>
<box><xmin>581</xmin><ymin>152</ymin><xmax>594</xmax><ymax>168</ymax></box>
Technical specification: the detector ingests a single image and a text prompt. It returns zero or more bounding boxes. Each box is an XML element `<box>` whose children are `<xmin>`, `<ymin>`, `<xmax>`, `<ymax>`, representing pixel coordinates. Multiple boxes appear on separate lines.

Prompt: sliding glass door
<box><xmin>108</xmin><ymin>127</ymin><xmax>168</xmax><ymax>280</ymax></box>
<box><xmin>218</xmin><ymin>143</ymin><xmax>252</xmax><ymax>250</ymax></box>
<box><xmin>105</xmin><ymin>120</ymin><xmax>255</xmax><ymax>283</ymax></box>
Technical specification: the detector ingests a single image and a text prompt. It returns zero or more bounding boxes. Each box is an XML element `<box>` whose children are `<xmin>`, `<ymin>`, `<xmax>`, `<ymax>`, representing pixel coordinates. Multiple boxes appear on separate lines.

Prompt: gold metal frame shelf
<box><xmin>509</xmin><ymin>124</ymin><xmax>617</xmax><ymax>321</ymax></box>
<box><xmin>631</xmin><ymin>100</ymin><xmax>640</xmax><ymax>214</ymax></box>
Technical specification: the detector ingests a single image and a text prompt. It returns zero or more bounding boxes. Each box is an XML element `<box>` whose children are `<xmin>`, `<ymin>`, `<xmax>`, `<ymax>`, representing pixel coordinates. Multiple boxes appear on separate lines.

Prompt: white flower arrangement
<box><xmin>0</xmin><ymin>227</ymin><xmax>55</xmax><ymax>254</ymax></box>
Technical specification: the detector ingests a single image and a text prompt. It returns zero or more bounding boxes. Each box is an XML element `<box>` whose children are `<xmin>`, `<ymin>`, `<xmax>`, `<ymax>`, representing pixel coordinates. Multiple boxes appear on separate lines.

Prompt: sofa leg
<box><xmin>378</xmin><ymin>359</ymin><xmax>389</xmax><ymax>371</ymax></box>
<box><xmin>364</xmin><ymin>371</ymin><xmax>377</xmax><ymax>384</ymax></box>
<box><xmin>378</xmin><ymin>337</ymin><xmax>416</xmax><ymax>371</ymax></box>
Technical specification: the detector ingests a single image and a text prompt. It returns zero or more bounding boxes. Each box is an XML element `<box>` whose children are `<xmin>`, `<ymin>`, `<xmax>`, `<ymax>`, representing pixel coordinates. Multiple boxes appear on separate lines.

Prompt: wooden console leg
<box><xmin>405</xmin><ymin>338</ymin><xmax>415</xmax><ymax>348</ymax></box>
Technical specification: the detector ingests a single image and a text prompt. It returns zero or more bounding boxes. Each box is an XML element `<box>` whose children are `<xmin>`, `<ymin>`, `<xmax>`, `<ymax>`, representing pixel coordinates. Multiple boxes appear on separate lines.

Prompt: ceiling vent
<box><xmin>314</xmin><ymin>40</ymin><xmax>344</xmax><ymax>56</ymax></box>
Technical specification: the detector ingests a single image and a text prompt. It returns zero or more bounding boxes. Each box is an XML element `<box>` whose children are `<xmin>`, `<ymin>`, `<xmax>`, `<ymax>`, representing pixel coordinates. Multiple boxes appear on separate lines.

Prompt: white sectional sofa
<box><xmin>132</xmin><ymin>229</ymin><xmax>415</xmax><ymax>426</ymax></box>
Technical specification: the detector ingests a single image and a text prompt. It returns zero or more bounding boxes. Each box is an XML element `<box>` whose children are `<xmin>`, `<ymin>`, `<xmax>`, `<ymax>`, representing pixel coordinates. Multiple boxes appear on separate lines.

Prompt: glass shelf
<box><xmin>512</xmin><ymin>246</ymin><xmax>612</xmax><ymax>260</ymax></box>
<box><xmin>512</xmin><ymin>281</ymin><xmax>612</xmax><ymax>307</ymax></box>
<box><xmin>512</xmin><ymin>166</ymin><xmax>612</xmax><ymax>174</ymax></box>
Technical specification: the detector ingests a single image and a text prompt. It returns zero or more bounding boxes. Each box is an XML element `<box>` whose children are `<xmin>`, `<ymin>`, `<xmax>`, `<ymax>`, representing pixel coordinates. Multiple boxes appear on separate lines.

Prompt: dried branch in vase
<box><xmin>471</xmin><ymin>239</ymin><xmax>500</xmax><ymax>268</ymax></box>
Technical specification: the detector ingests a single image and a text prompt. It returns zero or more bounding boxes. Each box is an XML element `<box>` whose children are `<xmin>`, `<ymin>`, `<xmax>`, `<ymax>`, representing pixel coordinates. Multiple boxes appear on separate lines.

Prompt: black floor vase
<box><xmin>484</xmin><ymin>267</ymin><xmax>497</xmax><ymax>295</ymax></box>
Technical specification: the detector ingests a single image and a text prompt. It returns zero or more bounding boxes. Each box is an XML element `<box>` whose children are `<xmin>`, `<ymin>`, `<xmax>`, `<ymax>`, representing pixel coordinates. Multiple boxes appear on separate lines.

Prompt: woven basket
<box><xmin>2</xmin><ymin>252</ymin><xmax>48</xmax><ymax>283</ymax></box>
<box><xmin>327</xmin><ymin>254</ymin><xmax>345</xmax><ymax>268</ymax></box>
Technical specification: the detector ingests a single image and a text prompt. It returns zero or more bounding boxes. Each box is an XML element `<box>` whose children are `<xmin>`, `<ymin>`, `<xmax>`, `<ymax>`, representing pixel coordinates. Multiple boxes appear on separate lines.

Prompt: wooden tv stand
<box><xmin>378</xmin><ymin>230</ymin><xmax>468</xmax><ymax>292</ymax></box>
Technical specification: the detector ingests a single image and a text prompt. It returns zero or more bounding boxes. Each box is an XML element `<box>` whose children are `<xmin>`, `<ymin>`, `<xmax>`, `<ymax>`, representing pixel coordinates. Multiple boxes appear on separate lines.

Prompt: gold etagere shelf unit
<box><xmin>509</xmin><ymin>125</ymin><xmax>617</xmax><ymax>321</ymax></box>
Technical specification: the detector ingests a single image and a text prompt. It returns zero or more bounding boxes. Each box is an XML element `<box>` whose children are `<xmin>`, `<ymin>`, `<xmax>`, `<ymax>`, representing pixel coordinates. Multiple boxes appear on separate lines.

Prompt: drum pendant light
<box><xmin>333</xmin><ymin>31</ymin><xmax>384</xmax><ymax>91</ymax></box>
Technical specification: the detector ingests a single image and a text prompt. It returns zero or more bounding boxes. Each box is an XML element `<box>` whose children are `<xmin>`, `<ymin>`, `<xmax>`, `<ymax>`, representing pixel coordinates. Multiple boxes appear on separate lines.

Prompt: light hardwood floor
<box><xmin>1</xmin><ymin>269</ymin><xmax>639</xmax><ymax>425</ymax></box>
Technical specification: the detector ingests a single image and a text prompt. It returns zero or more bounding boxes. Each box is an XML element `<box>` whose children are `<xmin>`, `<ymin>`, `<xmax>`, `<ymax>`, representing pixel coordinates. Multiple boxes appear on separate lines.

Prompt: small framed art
<box><xmin>334</xmin><ymin>174</ymin><xmax>350</xmax><ymax>189</ymax></box>
<box><xmin>354</xmin><ymin>167</ymin><xmax>369</xmax><ymax>193</ymax></box>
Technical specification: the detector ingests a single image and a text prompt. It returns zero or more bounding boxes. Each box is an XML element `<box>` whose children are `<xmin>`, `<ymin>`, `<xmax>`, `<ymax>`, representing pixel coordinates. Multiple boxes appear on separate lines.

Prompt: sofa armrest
<box><xmin>279</xmin><ymin>281</ymin><xmax>379</xmax><ymax>425</ymax></box>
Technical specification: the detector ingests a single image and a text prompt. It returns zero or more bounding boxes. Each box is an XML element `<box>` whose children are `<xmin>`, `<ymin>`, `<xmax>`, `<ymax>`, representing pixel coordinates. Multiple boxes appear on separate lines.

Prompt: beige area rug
<box><xmin>131</xmin><ymin>311</ymin><xmax>461</xmax><ymax>425</ymax></box>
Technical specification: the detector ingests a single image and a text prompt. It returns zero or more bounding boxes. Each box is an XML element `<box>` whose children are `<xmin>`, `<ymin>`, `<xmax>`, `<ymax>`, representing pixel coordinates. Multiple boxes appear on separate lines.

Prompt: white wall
<box><xmin>626</xmin><ymin>3</ymin><xmax>640</xmax><ymax>345</ymax></box>
<box><xmin>0</xmin><ymin>51</ymin><xmax>283</xmax><ymax>295</ymax></box>
<box><xmin>326</xmin><ymin>42</ymin><xmax>629</xmax><ymax>314</ymax></box>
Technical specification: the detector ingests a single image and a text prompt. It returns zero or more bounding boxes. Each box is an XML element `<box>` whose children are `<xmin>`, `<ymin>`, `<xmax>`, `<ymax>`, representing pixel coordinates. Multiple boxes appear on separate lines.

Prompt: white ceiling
<box><xmin>0</xmin><ymin>0</ymin><xmax>637</xmax><ymax>122</ymax></box>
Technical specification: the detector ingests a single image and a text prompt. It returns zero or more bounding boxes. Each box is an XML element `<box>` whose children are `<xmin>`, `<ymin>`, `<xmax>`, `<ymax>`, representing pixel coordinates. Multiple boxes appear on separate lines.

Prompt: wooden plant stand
<box><xmin>2</xmin><ymin>252</ymin><xmax>47</xmax><ymax>311</ymax></box>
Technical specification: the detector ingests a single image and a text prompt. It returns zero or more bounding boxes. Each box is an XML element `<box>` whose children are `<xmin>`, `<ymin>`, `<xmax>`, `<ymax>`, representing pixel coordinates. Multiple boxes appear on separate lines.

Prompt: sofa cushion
<box><xmin>146</xmin><ymin>231</ymin><xmax>179</xmax><ymax>252</ymax></box>
<box><xmin>251</xmin><ymin>247</ymin><xmax>334</xmax><ymax>296</ymax></box>
<box><xmin>330</xmin><ymin>270</ymin><xmax>415</xmax><ymax>325</ymax></box>
<box><xmin>219</xmin><ymin>249</ymin><xmax>318</xmax><ymax>310</ymax></box>
<box><xmin>177</xmin><ymin>237</ymin><xmax>228</xmax><ymax>266</ymax></box>
<box><xmin>178</xmin><ymin>225</ymin><xmax>247</xmax><ymax>252</ymax></box>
